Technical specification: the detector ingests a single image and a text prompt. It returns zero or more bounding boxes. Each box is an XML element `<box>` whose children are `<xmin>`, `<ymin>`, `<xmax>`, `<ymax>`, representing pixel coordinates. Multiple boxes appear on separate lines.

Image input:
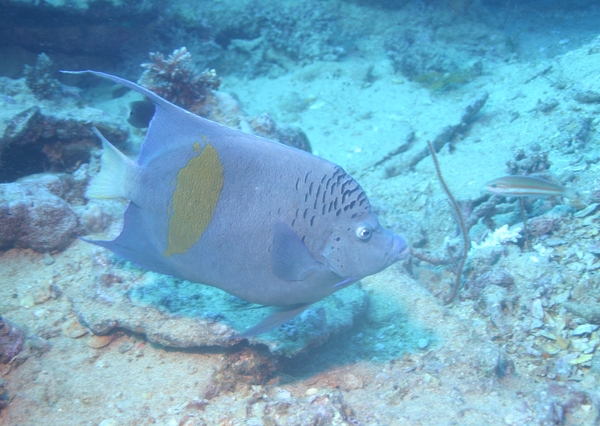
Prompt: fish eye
<box><xmin>356</xmin><ymin>226</ymin><xmax>372</xmax><ymax>240</ymax></box>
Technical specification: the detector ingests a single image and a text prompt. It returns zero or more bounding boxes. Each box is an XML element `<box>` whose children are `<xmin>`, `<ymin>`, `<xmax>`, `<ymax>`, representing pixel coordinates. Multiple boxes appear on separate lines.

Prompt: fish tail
<box><xmin>86</xmin><ymin>127</ymin><xmax>137</xmax><ymax>200</ymax></box>
<box><xmin>562</xmin><ymin>187</ymin><xmax>578</xmax><ymax>200</ymax></box>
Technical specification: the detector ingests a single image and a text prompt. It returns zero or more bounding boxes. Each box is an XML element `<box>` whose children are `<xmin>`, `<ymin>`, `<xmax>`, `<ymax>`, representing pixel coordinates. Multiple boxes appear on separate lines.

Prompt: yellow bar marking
<box><xmin>164</xmin><ymin>143</ymin><xmax>224</xmax><ymax>256</ymax></box>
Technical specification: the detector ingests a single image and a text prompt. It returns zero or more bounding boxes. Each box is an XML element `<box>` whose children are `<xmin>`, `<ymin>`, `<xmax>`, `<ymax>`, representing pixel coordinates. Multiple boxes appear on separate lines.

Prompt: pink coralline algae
<box><xmin>0</xmin><ymin>316</ymin><xmax>24</xmax><ymax>364</ymax></box>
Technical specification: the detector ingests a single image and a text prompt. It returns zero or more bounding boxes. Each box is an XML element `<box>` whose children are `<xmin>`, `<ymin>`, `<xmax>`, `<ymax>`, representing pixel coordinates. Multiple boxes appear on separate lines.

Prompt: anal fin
<box><xmin>235</xmin><ymin>303</ymin><xmax>311</xmax><ymax>338</ymax></box>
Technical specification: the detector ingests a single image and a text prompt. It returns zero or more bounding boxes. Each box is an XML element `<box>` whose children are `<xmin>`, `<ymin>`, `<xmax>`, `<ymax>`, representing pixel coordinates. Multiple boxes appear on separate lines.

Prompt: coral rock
<box><xmin>0</xmin><ymin>76</ymin><xmax>128</xmax><ymax>183</ymax></box>
<box><xmin>0</xmin><ymin>174</ymin><xmax>79</xmax><ymax>252</ymax></box>
<box><xmin>66</xmin><ymin>260</ymin><xmax>367</xmax><ymax>356</ymax></box>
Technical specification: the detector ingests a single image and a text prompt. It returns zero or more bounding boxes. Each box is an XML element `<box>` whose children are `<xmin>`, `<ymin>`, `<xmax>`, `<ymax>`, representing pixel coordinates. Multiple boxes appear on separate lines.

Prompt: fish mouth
<box><xmin>389</xmin><ymin>235</ymin><xmax>410</xmax><ymax>263</ymax></box>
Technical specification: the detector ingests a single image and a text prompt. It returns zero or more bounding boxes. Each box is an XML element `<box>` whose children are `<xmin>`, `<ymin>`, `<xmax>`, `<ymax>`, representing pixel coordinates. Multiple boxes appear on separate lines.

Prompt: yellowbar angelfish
<box><xmin>72</xmin><ymin>71</ymin><xmax>409</xmax><ymax>336</ymax></box>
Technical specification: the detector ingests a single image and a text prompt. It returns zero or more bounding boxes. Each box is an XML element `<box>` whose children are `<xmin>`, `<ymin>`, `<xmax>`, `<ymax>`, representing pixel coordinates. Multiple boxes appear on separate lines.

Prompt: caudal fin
<box><xmin>86</xmin><ymin>127</ymin><xmax>137</xmax><ymax>200</ymax></box>
<box><xmin>562</xmin><ymin>186</ymin><xmax>578</xmax><ymax>200</ymax></box>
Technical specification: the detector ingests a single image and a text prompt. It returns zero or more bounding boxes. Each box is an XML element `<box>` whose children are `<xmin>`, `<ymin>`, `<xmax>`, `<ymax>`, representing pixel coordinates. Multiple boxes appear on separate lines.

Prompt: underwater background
<box><xmin>1</xmin><ymin>0</ymin><xmax>600</xmax><ymax>424</ymax></box>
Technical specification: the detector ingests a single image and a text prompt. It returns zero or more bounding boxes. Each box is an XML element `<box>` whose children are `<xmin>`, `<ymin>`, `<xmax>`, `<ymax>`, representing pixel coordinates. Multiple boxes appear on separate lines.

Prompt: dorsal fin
<box><xmin>61</xmin><ymin>70</ymin><xmax>180</xmax><ymax>113</ymax></box>
<box><xmin>61</xmin><ymin>70</ymin><xmax>235</xmax><ymax>166</ymax></box>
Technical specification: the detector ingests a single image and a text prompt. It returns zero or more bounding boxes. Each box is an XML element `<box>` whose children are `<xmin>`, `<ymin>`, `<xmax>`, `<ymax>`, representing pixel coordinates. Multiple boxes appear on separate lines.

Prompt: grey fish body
<box><xmin>133</xmin><ymin>139</ymin><xmax>374</xmax><ymax>306</ymax></box>
<box><xmin>73</xmin><ymin>71</ymin><xmax>408</xmax><ymax>335</ymax></box>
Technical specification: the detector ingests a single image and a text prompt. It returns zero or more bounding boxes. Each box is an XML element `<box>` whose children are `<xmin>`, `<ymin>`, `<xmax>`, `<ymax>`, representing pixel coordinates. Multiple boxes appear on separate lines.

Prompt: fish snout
<box><xmin>390</xmin><ymin>234</ymin><xmax>409</xmax><ymax>263</ymax></box>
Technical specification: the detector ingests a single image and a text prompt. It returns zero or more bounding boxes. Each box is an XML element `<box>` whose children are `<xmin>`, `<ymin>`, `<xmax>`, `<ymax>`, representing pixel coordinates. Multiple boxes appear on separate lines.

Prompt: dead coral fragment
<box><xmin>0</xmin><ymin>316</ymin><xmax>24</xmax><ymax>364</ymax></box>
<box><xmin>227</xmin><ymin>347</ymin><xmax>278</xmax><ymax>385</ymax></box>
<box><xmin>203</xmin><ymin>347</ymin><xmax>279</xmax><ymax>400</ymax></box>
<box><xmin>528</xmin><ymin>214</ymin><xmax>560</xmax><ymax>237</ymax></box>
<box><xmin>507</xmin><ymin>145</ymin><xmax>551</xmax><ymax>175</ymax></box>
<box><xmin>247</xmin><ymin>113</ymin><xmax>312</xmax><ymax>152</ymax></box>
<box><xmin>139</xmin><ymin>47</ymin><xmax>221</xmax><ymax>115</ymax></box>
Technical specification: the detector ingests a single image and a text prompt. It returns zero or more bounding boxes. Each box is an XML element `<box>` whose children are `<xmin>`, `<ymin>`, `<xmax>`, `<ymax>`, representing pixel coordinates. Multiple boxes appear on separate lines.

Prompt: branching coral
<box><xmin>470</xmin><ymin>224</ymin><xmax>522</xmax><ymax>251</ymax></box>
<box><xmin>138</xmin><ymin>47</ymin><xmax>221</xmax><ymax>115</ymax></box>
<box><xmin>23</xmin><ymin>53</ymin><xmax>60</xmax><ymax>100</ymax></box>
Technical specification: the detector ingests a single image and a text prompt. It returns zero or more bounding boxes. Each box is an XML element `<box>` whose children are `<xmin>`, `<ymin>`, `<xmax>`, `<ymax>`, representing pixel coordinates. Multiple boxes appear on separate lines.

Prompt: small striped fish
<box><xmin>485</xmin><ymin>175</ymin><xmax>577</xmax><ymax>199</ymax></box>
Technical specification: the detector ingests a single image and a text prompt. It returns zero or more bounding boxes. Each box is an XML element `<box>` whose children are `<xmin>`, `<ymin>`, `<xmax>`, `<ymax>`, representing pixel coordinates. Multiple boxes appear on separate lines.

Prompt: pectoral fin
<box><xmin>271</xmin><ymin>221</ymin><xmax>324</xmax><ymax>281</ymax></box>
